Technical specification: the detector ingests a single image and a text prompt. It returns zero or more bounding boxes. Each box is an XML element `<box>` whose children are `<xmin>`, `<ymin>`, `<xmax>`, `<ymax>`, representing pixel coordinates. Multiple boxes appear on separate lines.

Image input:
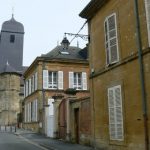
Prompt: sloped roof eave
<box><xmin>79</xmin><ymin>0</ymin><xmax>108</xmax><ymax>19</ymax></box>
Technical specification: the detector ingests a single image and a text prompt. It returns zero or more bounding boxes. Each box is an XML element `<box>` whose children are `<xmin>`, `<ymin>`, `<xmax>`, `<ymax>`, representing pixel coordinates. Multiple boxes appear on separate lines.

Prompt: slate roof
<box><xmin>1</xmin><ymin>15</ymin><xmax>24</xmax><ymax>33</ymax></box>
<box><xmin>41</xmin><ymin>37</ymin><xmax>88</xmax><ymax>60</ymax></box>
<box><xmin>0</xmin><ymin>62</ymin><xmax>21</xmax><ymax>75</ymax></box>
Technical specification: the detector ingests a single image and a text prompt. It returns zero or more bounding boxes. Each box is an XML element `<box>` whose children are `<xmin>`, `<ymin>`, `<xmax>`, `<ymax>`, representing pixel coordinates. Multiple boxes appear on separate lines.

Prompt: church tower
<box><xmin>0</xmin><ymin>14</ymin><xmax>24</xmax><ymax>72</ymax></box>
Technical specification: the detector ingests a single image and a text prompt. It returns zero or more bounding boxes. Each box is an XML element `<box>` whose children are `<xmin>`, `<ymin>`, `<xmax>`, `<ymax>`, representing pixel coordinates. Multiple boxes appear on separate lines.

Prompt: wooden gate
<box><xmin>58</xmin><ymin>99</ymin><xmax>66</xmax><ymax>139</ymax></box>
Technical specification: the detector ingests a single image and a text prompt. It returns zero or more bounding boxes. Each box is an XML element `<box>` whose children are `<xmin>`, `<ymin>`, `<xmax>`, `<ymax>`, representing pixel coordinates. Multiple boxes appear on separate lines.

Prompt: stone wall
<box><xmin>0</xmin><ymin>73</ymin><xmax>21</xmax><ymax>125</ymax></box>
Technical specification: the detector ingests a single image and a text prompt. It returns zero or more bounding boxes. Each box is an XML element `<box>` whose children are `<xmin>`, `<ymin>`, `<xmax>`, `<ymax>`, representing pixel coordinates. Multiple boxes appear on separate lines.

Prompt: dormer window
<box><xmin>61</xmin><ymin>37</ymin><xmax>70</xmax><ymax>49</ymax></box>
<box><xmin>10</xmin><ymin>34</ymin><xmax>15</xmax><ymax>43</ymax></box>
<box><xmin>60</xmin><ymin>51</ymin><xmax>69</xmax><ymax>55</ymax></box>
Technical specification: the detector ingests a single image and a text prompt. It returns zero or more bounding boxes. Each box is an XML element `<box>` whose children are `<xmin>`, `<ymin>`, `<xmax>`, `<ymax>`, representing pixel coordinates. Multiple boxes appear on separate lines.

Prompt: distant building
<box><xmin>0</xmin><ymin>14</ymin><xmax>24</xmax><ymax>72</ymax></box>
<box><xmin>0</xmin><ymin>15</ymin><xmax>25</xmax><ymax>126</ymax></box>
<box><xmin>23</xmin><ymin>37</ymin><xmax>91</xmax><ymax>145</ymax></box>
<box><xmin>80</xmin><ymin>0</ymin><xmax>150</xmax><ymax>149</ymax></box>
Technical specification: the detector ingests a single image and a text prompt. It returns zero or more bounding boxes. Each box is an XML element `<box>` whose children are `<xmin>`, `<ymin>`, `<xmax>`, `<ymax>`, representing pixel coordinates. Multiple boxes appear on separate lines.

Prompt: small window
<box><xmin>73</xmin><ymin>72</ymin><xmax>82</xmax><ymax>90</ymax></box>
<box><xmin>48</xmin><ymin>71</ymin><xmax>58</xmax><ymax>89</ymax></box>
<box><xmin>69</xmin><ymin>72</ymin><xmax>87</xmax><ymax>90</ymax></box>
<box><xmin>10</xmin><ymin>35</ymin><xmax>15</xmax><ymax>43</ymax></box>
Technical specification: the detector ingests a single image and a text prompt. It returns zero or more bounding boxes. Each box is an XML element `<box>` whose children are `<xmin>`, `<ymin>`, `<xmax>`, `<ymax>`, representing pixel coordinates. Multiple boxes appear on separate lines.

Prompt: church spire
<box><xmin>12</xmin><ymin>7</ymin><xmax>14</xmax><ymax>19</ymax></box>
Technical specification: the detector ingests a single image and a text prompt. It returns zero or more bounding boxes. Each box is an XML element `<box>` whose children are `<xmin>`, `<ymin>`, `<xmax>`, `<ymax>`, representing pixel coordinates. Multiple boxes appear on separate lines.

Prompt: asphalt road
<box><xmin>0</xmin><ymin>132</ymin><xmax>48</xmax><ymax>150</ymax></box>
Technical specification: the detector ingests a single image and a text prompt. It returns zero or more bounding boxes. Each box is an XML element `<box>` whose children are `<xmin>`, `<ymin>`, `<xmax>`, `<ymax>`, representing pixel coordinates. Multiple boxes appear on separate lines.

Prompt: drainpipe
<box><xmin>134</xmin><ymin>0</ymin><xmax>149</xmax><ymax>149</ymax></box>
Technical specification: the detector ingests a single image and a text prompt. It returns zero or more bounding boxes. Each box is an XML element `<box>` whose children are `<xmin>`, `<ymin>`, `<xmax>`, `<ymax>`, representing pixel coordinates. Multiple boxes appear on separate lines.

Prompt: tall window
<box><xmin>69</xmin><ymin>72</ymin><xmax>87</xmax><ymax>90</ymax></box>
<box><xmin>145</xmin><ymin>0</ymin><xmax>150</xmax><ymax>46</ymax></box>
<box><xmin>10</xmin><ymin>35</ymin><xmax>15</xmax><ymax>43</ymax></box>
<box><xmin>25</xmin><ymin>100</ymin><xmax>38</xmax><ymax>123</ymax></box>
<box><xmin>43</xmin><ymin>70</ymin><xmax>63</xmax><ymax>90</ymax></box>
<box><xmin>48</xmin><ymin>71</ymin><xmax>58</xmax><ymax>89</ymax></box>
<box><xmin>108</xmin><ymin>85</ymin><xmax>124</xmax><ymax>141</ymax></box>
<box><xmin>73</xmin><ymin>72</ymin><xmax>82</xmax><ymax>90</ymax></box>
<box><xmin>104</xmin><ymin>13</ymin><xmax>119</xmax><ymax>65</ymax></box>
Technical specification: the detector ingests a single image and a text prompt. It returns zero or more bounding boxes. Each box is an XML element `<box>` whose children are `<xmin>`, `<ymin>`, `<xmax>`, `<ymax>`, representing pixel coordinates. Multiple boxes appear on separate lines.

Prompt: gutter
<box><xmin>134</xmin><ymin>0</ymin><xmax>149</xmax><ymax>149</ymax></box>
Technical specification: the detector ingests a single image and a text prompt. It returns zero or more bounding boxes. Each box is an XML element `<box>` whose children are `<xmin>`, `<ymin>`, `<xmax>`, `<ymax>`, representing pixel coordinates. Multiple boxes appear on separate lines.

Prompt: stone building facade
<box><xmin>80</xmin><ymin>0</ymin><xmax>150</xmax><ymax>149</ymax></box>
<box><xmin>23</xmin><ymin>37</ymin><xmax>91</xmax><ymax>145</ymax></box>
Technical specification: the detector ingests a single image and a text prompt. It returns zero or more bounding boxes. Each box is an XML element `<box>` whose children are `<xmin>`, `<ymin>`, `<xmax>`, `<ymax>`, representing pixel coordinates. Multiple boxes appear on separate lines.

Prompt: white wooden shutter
<box><xmin>26</xmin><ymin>104</ymin><xmax>28</xmax><ymax>123</ymax></box>
<box><xmin>108</xmin><ymin>85</ymin><xmax>123</xmax><ymax>141</ymax></box>
<box><xmin>24</xmin><ymin>83</ymin><xmax>26</xmax><ymax>98</ymax></box>
<box><xmin>32</xmin><ymin>75</ymin><xmax>35</xmax><ymax>92</ymax></box>
<box><xmin>105</xmin><ymin>13</ymin><xmax>119</xmax><ymax>64</ymax></box>
<box><xmin>69</xmin><ymin>72</ymin><xmax>74</xmax><ymax>88</ymax></box>
<box><xmin>31</xmin><ymin>101</ymin><xmax>34</xmax><ymax>121</ymax></box>
<box><xmin>35</xmin><ymin>99</ymin><xmax>38</xmax><ymax>121</ymax></box>
<box><xmin>108</xmin><ymin>88</ymin><xmax>115</xmax><ymax>140</ymax></box>
<box><xmin>35</xmin><ymin>72</ymin><xmax>38</xmax><ymax>90</ymax></box>
<box><xmin>145</xmin><ymin>0</ymin><xmax>150</xmax><ymax>46</ymax></box>
<box><xmin>26</xmin><ymin>81</ymin><xmax>28</xmax><ymax>97</ymax></box>
<box><xmin>27</xmin><ymin>103</ymin><xmax>29</xmax><ymax>122</ymax></box>
<box><xmin>58</xmin><ymin>71</ymin><xmax>63</xmax><ymax>89</ymax></box>
<box><xmin>29</xmin><ymin>102</ymin><xmax>31</xmax><ymax>122</ymax></box>
<box><xmin>114</xmin><ymin>86</ymin><xmax>124</xmax><ymax>140</ymax></box>
<box><xmin>82</xmin><ymin>72</ymin><xmax>87</xmax><ymax>90</ymax></box>
<box><xmin>29</xmin><ymin>79</ymin><xmax>31</xmax><ymax>95</ymax></box>
<box><xmin>24</xmin><ymin>104</ymin><xmax>27</xmax><ymax>122</ymax></box>
<box><xmin>43</xmin><ymin>70</ymin><xmax>48</xmax><ymax>89</ymax></box>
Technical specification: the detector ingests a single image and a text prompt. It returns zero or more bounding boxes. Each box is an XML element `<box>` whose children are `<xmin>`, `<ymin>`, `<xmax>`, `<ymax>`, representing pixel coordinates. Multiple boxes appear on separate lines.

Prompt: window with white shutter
<box><xmin>24</xmin><ymin>104</ymin><xmax>27</xmax><ymax>122</ymax></box>
<box><xmin>108</xmin><ymin>85</ymin><xmax>124</xmax><ymax>141</ymax></box>
<box><xmin>145</xmin><ymin>0</ymin><xmax>150</xmax><ymax>46</ymax></box>
<box><xmin>31</xmin><ymin>75</ymin><xmax>35</xmax><ymax>93</ymax></box>
<box><xmin>82</xmin><ymin>72</ymin><xmax>87</xmax><ymax>90</ymax></box>
<box><xmin>48</xmin><ymin>71</ymin><xmax>58</xmax><ymax>89</ymax></box>
<box><xmin>35</xmin><ymin>72</ymin><xmax>38</xmax><ymax>90</ymax></box>
<box><xmin>69</xmin><ymin>72</ymin><xmax>87</xmax><ymax>90</ymax></box>
<box><xmin>35</xmin><ymin>99</ymin><xmax>38</xmax><ymax>121</ymax></box>
<box><xmin>26</xmin><ymin>81</ymin><xmax>28</xmax><ymax>97</ymax></box>
<box><xmin>43</xmin><ymin>70</ymin><xmax>48</xmax><ymax>89</ymax></box>
<box><xmin>43</xmin><ymin>70</ymin><xmax>63</xmax><ymax>90</ymax></box>
<box><xmin>27</xmin><ymin>103</ymin><xmax>30</xmax><ymax>122</ymax></box>
<box><xmin>24</xmin><ymin>83</ymin><xmax>26</xmax><ymax>98</ymax></box>
<box><xmin>29</xmin><ymin>79</ymin><xmax>31</xmax><ymax>95</ymax></box>
<box><xmin>29</xmin><ymin>102</ymin><xmax>31</xmax><ymax>122</ymax></box>
<box><xmin>31</xmin><ymin>101</ymin><xmax>34</xmax><ymax>121</ymax></box>
<box><xmin>58</xmin><ymin>71</ymin><xmax>63</xmax><ymax>89</ymax></box>
<box><xmin>73</xmin><ymin>72</ymin><xmax>82</xmax><ymax>90</ymax></box>
<box><xmin>104</xmin><ymin>13</ymin><xmax>119</xmax><ymax>65</ymax></box>
<box><xmin>69</xmin><ymin>72</ymin><xmax>74</xmax><ymax>88</ymax></box>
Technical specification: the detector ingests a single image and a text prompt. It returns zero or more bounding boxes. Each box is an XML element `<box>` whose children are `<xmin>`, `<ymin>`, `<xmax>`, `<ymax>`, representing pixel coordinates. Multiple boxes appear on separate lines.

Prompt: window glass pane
<box><xmin>48</xmin><ymin>71</ymin><xmax>58</xmax><ymax>89</ymax></box>
<box><xmin>10</xmin><ymin>35</ymin><xmax>15</xmax><ymax>43</ymax></box>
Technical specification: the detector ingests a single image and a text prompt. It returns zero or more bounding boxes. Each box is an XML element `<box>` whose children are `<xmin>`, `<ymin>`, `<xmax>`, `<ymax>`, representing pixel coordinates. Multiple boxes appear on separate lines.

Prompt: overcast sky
<box><xmin>0</xmin><ymin>0</ymin><xmax>90</xmax><ymax>66</ymax></box>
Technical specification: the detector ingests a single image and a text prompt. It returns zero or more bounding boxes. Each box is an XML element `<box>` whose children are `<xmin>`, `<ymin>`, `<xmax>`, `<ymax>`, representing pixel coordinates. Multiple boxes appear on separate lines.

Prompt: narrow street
<box><xmin>0</xmin><ymin>129</ymin><xmax>95</xmax><ymax>150</ymax></box>
<box><xmin>0</xmin><ymin>132</ymin><xmax>47</xmax><ymax>150</ymax></box>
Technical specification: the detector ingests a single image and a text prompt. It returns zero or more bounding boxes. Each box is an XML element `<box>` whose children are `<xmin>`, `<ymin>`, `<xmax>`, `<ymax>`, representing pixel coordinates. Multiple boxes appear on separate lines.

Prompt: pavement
<box><xmin>14</xmin><ymin>128</ymin><xmax>95</xmax><ymax>150</ymax></box>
